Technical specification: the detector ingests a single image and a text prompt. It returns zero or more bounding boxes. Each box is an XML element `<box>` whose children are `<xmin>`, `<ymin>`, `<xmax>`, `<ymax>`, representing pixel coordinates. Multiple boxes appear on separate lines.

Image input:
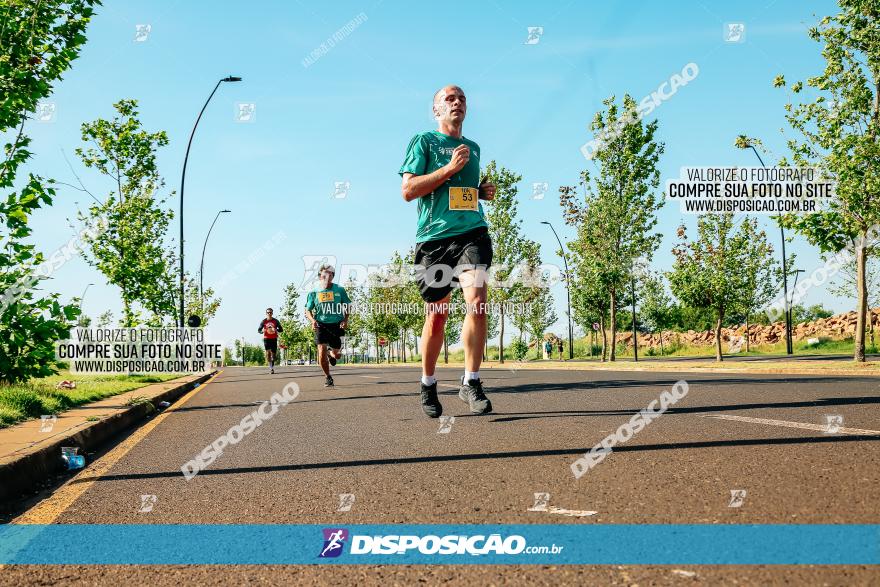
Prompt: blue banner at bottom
<box><xmin>0</xmin><ymin>524</ymin><xmax>877</xmax><ymax>565</ymax></box>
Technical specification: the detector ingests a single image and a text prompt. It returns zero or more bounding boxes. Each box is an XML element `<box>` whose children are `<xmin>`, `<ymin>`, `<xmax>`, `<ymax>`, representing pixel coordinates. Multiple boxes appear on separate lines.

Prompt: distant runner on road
<box><xmin>258</xmin><ymin>308</ymin><xmax>283</xmax><ymax>374</ymax></box>
<box><xmin>305</xmin><ymin>264</ymin><xmax>350</xmax><ymax>388</ymax></box>
<box><xmin>399</xmin><ymin>84</ymin><xmax>496</xmax><ymax>419</ymax></box>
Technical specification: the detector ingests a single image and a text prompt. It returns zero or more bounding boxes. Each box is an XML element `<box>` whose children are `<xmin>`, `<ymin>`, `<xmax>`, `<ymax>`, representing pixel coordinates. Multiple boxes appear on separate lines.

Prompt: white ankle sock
<box><xmin>464</xmin><ymin>370</ymin><xmax>480</xmax><ymax>382</ymax></box>
<box><xmin>421</xmin><ymin>375</ymin><xmax>437</xmax><ymax>386</ymax></box>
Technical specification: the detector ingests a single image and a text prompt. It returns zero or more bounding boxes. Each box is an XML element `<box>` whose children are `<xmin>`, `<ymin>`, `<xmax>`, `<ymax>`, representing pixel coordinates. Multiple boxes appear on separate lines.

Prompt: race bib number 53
<box><xmin>317</xmin><ymin>291</ymin><xmax>334</xmax><ymax>303</ymax></box>
<box><xmin>449</xmin><ymin>187</ymin><xmax>478</xmax><ymax>211</ymax></box>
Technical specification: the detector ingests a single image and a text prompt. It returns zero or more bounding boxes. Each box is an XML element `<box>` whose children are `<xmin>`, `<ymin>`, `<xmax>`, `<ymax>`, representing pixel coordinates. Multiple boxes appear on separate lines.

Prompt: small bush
<box><xmin>510</xmin><ymin>340</ymin><xmax>529</xmax><ymax>361</ymax></box>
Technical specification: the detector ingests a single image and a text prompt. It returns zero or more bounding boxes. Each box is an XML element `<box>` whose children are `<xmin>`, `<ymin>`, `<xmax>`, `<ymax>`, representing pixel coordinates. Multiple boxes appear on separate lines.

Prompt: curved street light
<box><xmin>79</xmin><ymin>283</ymin><xmax>94</xmax><ymax>308</ymax></box>
<box><xmin>737</xmin><ymin>140</ymin><xmax>793</xmax><ymax>355</ymax></box>
<box><xmin>178</xmin><ymin>75</ymin><xmax>242</xmax><ymax>326</ymax></box>
<box><xmin>541</xmin><ymin>221</ymin><xmax>574</xmax><ymax>360</ymax></box>
<box><xmin>199</xmin><ymin>209</ymin><xmax>231</xmax><ymax>313</ymax></box>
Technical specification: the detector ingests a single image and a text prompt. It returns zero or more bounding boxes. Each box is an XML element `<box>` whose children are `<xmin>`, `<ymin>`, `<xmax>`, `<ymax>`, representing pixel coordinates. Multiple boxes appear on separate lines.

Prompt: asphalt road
<box><xmin>5</xmin><ymin>365</ymin><xmax>880</xmax><ymax>585</ymax></box>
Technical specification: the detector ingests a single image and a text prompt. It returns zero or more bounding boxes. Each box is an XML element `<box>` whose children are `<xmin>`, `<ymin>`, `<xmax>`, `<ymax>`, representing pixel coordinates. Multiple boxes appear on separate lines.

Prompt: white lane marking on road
<box><xmin>360</xmin><ymin>375</ymin><xmax>379</xmax><ymax>379</ymax></box>
<box><xmin>545</xmin><ymin>506</ymin><xmax>597</xmax><ymax>517</ymax></box>
<box><xmin>529</xmin><ymin>506</ymin><xmax>597</xmax><ymax>517</ymax></box>
<box><xmin>439</xmin><ymin>383</ymin><xmax>459</xmax><ymax>389</ymax></box>
<box><xmin>671</xmin><ymin>570</ymin><xmax>697</xmax><ymax>578</ymax></box>
<box><xmin>704</xmin><ymin>414</ymin><xmax>880</xmax><ymax>436</ymax></box>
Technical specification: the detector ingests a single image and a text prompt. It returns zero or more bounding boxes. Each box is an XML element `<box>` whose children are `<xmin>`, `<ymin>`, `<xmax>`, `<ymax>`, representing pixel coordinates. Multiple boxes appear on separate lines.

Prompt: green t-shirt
<box><xmin>305</xmin><ymin>283</ymin><xmax>351</xmax><ymax>324</ymax></box>
<box><xmin>399</xmin><ymin>130</ymin><xmax>488</xmax><ymax>243</ymax></box>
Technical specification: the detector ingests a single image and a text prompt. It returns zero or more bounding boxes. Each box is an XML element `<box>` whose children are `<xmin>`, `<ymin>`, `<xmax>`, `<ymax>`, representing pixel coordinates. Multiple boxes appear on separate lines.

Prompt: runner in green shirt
<box><xmin>305</xmin><ymin>264</ymin><xmax>351</xmax><ymax>387</ymax></box>
<box><xmin>399</xmin><ymin>84</ymin><xmax>496</xmax><ymax>418</ymax></box>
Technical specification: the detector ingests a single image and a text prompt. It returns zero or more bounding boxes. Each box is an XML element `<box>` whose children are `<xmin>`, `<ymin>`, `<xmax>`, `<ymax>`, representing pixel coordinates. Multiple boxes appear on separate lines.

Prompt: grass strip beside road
<box><xmin>0</xmin><ymin>371</ymin><xmax>182</xmax><ymax>428</ymax></box>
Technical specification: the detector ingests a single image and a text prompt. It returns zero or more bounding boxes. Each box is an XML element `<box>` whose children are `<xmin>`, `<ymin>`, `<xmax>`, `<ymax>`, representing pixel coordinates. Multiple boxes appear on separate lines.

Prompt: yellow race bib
<box><xmin>317</xmin><ymin>291</ymin><xmax>334</xmax><ymax>303</ymax></box>
<box><xmin>449</xmin><ymin>187</ymin><xmax>479</xmax><ymax>211</ymax></box>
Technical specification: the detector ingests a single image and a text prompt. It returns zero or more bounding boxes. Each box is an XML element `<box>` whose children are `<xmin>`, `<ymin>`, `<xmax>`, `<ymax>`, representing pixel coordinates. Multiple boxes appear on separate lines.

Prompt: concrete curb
<box><xmin>0</xmin><ymin>371</ymin><xmax>215</xmax><ymax>505</ymax></box>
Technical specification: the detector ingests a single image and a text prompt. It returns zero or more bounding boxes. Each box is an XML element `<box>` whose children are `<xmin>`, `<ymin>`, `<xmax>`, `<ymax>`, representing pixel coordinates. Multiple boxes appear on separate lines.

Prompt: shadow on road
<box><xmin>171</xmin><ymin>388</ymin><xmax>470</xmax><ymax>412</ymax></box>
<box><xmin>498</xmin><ymin>376</ymin><xmax>880</xmax><ymax>395</ymax></box>
<box><xmin>71</xmin><ymin>434</ymin><xmax>880</xmax><ymax>484</ymax></box>
<box><xmin>488</xmin><ymin>396</ymin><xmax>880</xmax><ymax>423</ymax></box>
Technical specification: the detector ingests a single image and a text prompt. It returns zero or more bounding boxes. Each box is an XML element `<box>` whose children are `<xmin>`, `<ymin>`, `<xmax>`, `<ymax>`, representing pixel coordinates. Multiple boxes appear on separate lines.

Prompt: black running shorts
<box><xmin>413</xmin><ymin>226</ymin><xmax>493</xmax><ymax>303</ymax></box>
<box><xmin>315</xmin><ymin>321</ymin><xmax>345</xmax><ymax>349</ymax></box>
<box><xmin>263</xmin><ymin>338</ymin><xmax>278</xmax><ymax>353</ymax></box>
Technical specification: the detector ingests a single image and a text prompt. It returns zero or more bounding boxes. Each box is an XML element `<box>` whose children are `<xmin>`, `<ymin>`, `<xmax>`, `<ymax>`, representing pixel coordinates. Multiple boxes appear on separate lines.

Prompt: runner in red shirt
<box><xmin>258</xmin><ymin>308</ymin><xmax>283</xmax><ymax>374</ymax></box>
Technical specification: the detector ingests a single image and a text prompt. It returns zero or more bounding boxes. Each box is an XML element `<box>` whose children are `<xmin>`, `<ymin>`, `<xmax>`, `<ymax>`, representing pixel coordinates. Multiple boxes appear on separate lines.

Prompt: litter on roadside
<box><xmin>61</xmin><ymin>446</ymin><xmax>85</xmax><ymax>470</ymax></box>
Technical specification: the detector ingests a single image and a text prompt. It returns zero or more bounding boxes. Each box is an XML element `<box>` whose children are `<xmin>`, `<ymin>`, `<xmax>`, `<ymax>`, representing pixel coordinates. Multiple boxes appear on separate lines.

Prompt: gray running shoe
<box><xmin>458</xmin><ymin>378</ymin><xmax>492</xmax><ymax>415</ymax></box>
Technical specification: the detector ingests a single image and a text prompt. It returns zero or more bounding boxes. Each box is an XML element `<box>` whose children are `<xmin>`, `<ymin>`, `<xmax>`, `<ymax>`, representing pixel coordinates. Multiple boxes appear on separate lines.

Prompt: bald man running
<box><xmin>399</xmin><ymin>84</ymin><xmax>496</xmax><ymax>418</ymax></box>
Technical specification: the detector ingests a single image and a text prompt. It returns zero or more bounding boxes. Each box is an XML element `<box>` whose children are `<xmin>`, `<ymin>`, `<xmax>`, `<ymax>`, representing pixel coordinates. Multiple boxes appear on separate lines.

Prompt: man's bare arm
<box><xmin>401</xmin><ymin>144</ymin><xmax>469</xmax><ymax>202</ymax></box>
<box><xmin>401</xmin><ymin>168</ymin><xmax>453</xmax><ymax>202</ymax></box>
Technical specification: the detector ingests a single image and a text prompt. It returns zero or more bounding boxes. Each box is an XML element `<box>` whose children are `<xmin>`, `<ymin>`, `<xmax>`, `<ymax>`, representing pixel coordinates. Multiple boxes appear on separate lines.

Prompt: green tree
<box><xmin>443</xmin><ymin>287</ymin><xmax>465</xmax><ymax>363</ymax></box>
<box><xmin>75</xmin><ymin>99</ymin><xmax>177</xmax><ymax>326</ymax></box>
<box><xmin>234</xmin><ymin>339</ymin><xmax>243</xmax><ymax>365</ymax></box>
<box><xmin>560</xmin><ymin>94</ymin><xmax>664</xmax><ymax>360</ymax></box>
<box><xmin>511</xmin><ymin>239</ymin><xmax>537</xmax><ymax>343</ymax></box>
<box><xmin>278</xmin><ymin>281</ymin><xmax>299</xmax><ymax>345</ymax></box>
<box><xmin>95</xmin><ymin>310</ymin><xmax>113</xmax><ymax>327</ymax></box>
<box><xmin>0</xmin><ymin>0</ymin><xmax>98</xmax><ymax>383</ymax></box>
<box><xmin>342</xmin><ymin>278</ymin><xmax>367</xmax><ymax>357</ymax></box>
<box><xmin>278</xmin><ymin>281</ymin><xmax>312</xmax><ymax>360</ymax></box>
<box><xmin>569</xmin><ymin>250</ymin><xmax>611</xmax><ymax>360</ymax></box>
<box><xmin>483</xmin><ymin>160</ymin><xmax>527</xmax><ymax>363</ymax></box>
<box><xmin>668</xmin><ymin>303</ymin><xmax>716</xmax><ymax>332</ymax></box>
<box><xmin>828</xmin><ymin>237</ymin><xmax>879</xmax><ymax>346</ymax></box>
<box><xmin>386</xmin><ymin>250</ymin><xmax>421</xmax><ymax>362</ymax></box>
<box><xmin>243</xmin><ymin>342</ymin><xmax>266</xmax><ymax>365</ymax></box>
<box><xmin>639</xmin><ymin>269</ymin><xmax>674</xmax><ymax>355</ymax></box>
<box><xmin>183</xmin><ymin>273</ymin><xmax>220</xmax><ymax>327</ymax></box>
<box><xmin>362</xmin><ymin>272</ymin><xmax>396</xmax><ymax>362</ymax></box>
<box><xmin>668</xmin><ymin>215</ymin><xmax>776</xmax><ymax>361</ymax></box>
<box><xmin>791</xmin><ymin>303</ymin><xmax>836</xmax><ymax>324</ymax></box>
<box><xmin>485</xmin><ymin>302</ymin><xmax>500</xmax><ymax>360</ymax></box>
<box><xmin>772</xmin><ymin>0</ymin><xmax>880</xmax><ymax>361</ymax></box>
<box><xmin>518</xmin><ymin>240</ymin><xmax>557</xmax><ymax>347</ymax></box>
<box><xmin>732</xmin><ymin>219</ymin><xmax>778</xmax><ymax>351</ymax></box>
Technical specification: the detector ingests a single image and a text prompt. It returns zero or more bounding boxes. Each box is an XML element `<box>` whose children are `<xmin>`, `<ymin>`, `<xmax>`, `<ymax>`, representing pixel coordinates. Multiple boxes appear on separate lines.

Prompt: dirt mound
<box><xmin>630</xmin><ymin>308</ymin><xmax>880</xmax><ymax>349</ymax></box>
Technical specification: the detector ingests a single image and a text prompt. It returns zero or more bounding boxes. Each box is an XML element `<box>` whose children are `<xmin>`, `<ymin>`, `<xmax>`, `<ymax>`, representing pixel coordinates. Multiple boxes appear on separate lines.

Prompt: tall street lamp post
<box><xmin>541</xmin><ymin>221</ymin><xmax>574</xmax><ymax>360</ymax></box>
<box><xmin>738</xmin><ymin>142</ymin><xmax>793</xmax><ymax>354</ymax></box>
<box><xmin>79</xmin><ymin>283</ymin><xmax>94</xmax><ymax>309</ymax></box>
<box><xmin>199</xmin><ymin>209</ymin><xmax>231</xmax><ymax>314</ymax></box>
<box><xmin>179</xmin><ymin>76</ymin><xmax>242</xmax><ymax>326</ymax></box>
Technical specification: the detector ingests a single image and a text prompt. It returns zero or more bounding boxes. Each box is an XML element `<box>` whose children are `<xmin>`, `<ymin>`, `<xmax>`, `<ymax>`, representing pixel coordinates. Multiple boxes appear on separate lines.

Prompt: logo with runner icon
<box><xmin>319</xmin><ymin>528</ymin><xmax>349</xmax><ymax>558</ymax></box>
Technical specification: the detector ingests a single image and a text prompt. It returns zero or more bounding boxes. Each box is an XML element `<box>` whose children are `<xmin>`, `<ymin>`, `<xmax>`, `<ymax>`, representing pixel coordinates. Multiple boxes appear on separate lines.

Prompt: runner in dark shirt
<box><xmin>258</xmin><ymin>308</ymin><xmax>283</xmax><ymax>374</ymax></box>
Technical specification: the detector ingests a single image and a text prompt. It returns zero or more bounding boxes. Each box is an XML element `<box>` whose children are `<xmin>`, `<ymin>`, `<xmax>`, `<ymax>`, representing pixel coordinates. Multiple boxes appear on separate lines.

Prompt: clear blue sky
<box><xmin>24</xmin><ymin>0</ymin><xmax>846</xmax><ymax>348</ymax></box>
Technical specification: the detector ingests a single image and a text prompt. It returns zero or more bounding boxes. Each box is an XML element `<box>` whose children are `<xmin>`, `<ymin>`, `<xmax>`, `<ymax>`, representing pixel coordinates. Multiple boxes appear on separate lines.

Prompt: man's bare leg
<box><xmin>318</xmin><ymin>344</ymin><xmax>333</xmax><ymax>385</ymax></box>
<box><xmin>265</xmin><ymin>349</ymin><xmax>276</xmax><ymax>373</ymax></box>
<box><xmin>460</xmin><ymin>269</ymin><xmax>487</xmax><ymax>373</ymax></box>
<box><xmin>418</xmin><ymin>295</ymin><xmax>449</xmax><ymax>418</ymax></box>
<box><xmin>421</xmin><ymin>295</ymin><xmax>450</xmax><ymax>378</ymax></box>
<box><xmin>458</xmin><ymin>269</ymin><xmax>492</xmax><ymax>414</ymax></box>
